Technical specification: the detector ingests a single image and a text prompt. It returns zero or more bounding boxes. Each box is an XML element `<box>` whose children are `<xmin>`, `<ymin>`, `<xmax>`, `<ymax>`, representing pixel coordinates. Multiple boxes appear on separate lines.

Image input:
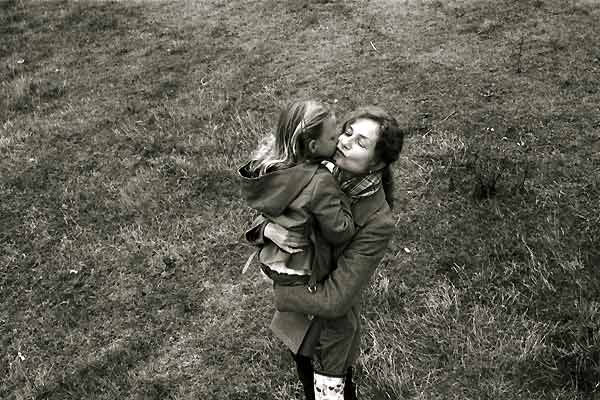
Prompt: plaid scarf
<box><xmin>323</xmin><ymin>162</ymin><xmax>383</xmax><ymax>201</ymax></box>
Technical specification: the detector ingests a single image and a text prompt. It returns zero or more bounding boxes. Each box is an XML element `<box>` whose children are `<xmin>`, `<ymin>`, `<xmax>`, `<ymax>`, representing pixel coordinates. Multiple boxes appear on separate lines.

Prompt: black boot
<box><xmin>293</xmin><ymin>353</ymin><xmax>315</xmax><ymax>400</ymax></box>
<box><xmin>344</xmin><ymin>367</ymin><xmax>357</xmax><ymax>400</ymax></box>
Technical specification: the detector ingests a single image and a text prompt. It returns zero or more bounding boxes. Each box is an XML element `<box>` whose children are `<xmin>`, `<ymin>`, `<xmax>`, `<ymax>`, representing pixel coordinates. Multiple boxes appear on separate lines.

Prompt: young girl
<box><xmin>239</xmin><ymin>100</ymin><xmax>356</xmax><ymax>399</ymax></box>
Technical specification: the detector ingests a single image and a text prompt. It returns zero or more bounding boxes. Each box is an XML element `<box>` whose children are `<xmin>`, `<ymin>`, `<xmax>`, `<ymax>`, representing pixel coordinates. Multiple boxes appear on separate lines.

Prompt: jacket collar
<box><xmin>351</xmin><ymin>187</ymin><xmax>388</xmax><ymax>227</ymax></box>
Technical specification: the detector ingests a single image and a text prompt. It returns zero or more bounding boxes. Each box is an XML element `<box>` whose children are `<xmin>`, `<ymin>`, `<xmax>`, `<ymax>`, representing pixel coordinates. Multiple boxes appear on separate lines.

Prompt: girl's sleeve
<box><xmin>310</xmin><ymin>171</ymin><xmax>355</xmax><ymax>246</ymax></box>
<box><xmin>244</xmin><ymin>215</ymin><xmax>268</xmax><ymax>245</ymax></box>
<box><xmin>273</xmin><ymin>209</ymin><xmax>394</xmax><ymax>319</ymax></box>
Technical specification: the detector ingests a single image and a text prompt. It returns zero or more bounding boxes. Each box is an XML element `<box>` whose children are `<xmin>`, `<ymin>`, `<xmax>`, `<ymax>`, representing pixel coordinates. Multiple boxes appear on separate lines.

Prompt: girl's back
<box><xmin>240</xmin><ymin>99</ymin><xmax>354</xmax><ymax>284</ymax></box>
<box><xmin>239</xmin><ymin>161</ymin><xmax>354</xmax><ymax>280</ymax></box>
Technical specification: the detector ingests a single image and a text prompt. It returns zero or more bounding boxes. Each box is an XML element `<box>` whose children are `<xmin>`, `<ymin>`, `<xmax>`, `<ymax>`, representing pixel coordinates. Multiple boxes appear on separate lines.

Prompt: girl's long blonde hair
<box><xmin>249</xmin><ymin>100</ymin><xmax>332</xmax><ymax>176</ymax></box>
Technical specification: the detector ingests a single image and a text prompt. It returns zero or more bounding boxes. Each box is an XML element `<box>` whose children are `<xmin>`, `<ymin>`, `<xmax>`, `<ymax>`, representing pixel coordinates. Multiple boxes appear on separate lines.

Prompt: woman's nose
<box><xmin>338</xmin><ymin>135</ymin><xmax>350</xmax><ymax>150</ymax></box>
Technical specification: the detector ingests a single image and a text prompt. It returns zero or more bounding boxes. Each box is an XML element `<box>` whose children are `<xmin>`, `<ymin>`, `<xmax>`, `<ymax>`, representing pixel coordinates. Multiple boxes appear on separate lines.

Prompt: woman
<box><xmin>246</xmin><ymin>106</ymin><xmax>405</xmax><ymax>400</ymax></box>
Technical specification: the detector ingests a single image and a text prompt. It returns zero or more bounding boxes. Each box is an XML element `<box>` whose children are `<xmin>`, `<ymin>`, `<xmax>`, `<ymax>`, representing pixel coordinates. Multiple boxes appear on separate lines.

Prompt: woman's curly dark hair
<box><xmin>341</xmin><ymin>106</ymin><xmax>405</xmax><ymax>208</ymax></box>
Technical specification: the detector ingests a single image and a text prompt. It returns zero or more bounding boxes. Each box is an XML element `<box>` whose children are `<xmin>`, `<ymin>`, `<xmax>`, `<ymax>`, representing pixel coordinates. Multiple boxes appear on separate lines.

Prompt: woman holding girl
<box><xmin>241</xmin><ymin>102</ymin><xmax>405</xmax><ymax>400</ymax></box>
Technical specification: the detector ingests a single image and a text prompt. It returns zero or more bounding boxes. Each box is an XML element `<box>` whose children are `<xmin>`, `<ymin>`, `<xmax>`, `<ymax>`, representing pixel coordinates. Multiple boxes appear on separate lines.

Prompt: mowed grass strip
<box><xmin>1</xmin><ymin>0</ymin><xmax>599</xmax><ymax>399</ymax></box>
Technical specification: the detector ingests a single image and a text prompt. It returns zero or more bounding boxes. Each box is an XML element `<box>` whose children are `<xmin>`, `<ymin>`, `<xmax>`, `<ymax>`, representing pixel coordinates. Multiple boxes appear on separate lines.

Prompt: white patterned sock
<box><xmin>314</xmin><ymin>372</ymin><xmax>345</xmax><ymax>400</ymax></box>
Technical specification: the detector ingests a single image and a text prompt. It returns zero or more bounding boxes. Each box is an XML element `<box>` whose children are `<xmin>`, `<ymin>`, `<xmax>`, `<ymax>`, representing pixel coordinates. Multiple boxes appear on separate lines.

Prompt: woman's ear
<box><xmin>308</xmin><ymin>139</ymin><xmax>317</xmax><ymax>154</ymax></box>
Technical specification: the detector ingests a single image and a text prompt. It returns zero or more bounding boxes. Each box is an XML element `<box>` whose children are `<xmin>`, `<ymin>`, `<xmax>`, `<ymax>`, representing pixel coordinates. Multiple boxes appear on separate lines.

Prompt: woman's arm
<box><xmin>273</xmin><ymin>209</ymin><xmax>394</xmax><ymax>319</ymax></box>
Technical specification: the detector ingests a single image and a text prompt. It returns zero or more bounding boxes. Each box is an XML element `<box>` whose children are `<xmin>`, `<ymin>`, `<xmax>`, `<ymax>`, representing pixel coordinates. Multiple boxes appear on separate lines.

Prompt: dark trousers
<box><xmin>293</xmin><ymin>352</ymin><xmax>315</xmax><ymax>400</ymax></box>
<box><xmin>296</xmin><ymin>313</ymin><xmax>361</xmax><ymax>376</ymax></box>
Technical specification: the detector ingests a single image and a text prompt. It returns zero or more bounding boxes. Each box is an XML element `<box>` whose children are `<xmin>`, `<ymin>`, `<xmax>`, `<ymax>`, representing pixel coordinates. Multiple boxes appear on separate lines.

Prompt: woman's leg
<box><xmin>293</xmin><ymin>319</ymin><xmax>323</xmax><ymax>400</ymax></box>
<box><xmin>292</xmin><ymin>352</ymin><xmax>315</xmax><ymax>400</ymax></box>
<box><xmin>344</xmin><ymin>309</ymin><xmax>361</xmax><ymax>399</ymax></box>
<box><xmin>313</xmin><ymin>315</ymin><xmax>359</xmax><ymax>400</ymax></box>
<box><xmin>315</xmin><ymin>307</ymin><xmax>362</xmax><ymax>400</ymax></box>
<box><xmin>344</xmin><ymin>366</ymin><xmax>356</xmax><ymax>400</ymax></box>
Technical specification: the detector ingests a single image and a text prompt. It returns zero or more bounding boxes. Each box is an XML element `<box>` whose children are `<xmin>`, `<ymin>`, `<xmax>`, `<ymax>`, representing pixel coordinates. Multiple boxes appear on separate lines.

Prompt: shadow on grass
<box><xmin>516</xmin><ymin>325</ymin><xmax>600</xmax><ymax>396</ymax></box>
<box><xmin>59</xmin><ymin>0</ymin><xmax>143</xmax><ymax>33</ymax></box>
<box><xmin>430</xmin><ymin>206</ymin><xmax>600</xmax><ymax>396</ymax></box>
<box><xmin>192</xmin><ymin>171</ymin><xmax>240</xmax><ymax>202</ymax></box>
<box><xmin>32</xmin><ymin>334</ymin><xmax>178</xmax><ymax>400</ymax></box>
<box><xmin>3</xmin><ymin>150</ymin><xmax>135</xmax><ymax>244</ymax></box>
<box><xmin>1</xmin><ymin>254</ymin><xmax>202</xmax><ymax>398</ymax></box>
<box><xmin>1</xmin><ymin>0</ymin><xmax>148</xmax><ymax>119</ymax></box>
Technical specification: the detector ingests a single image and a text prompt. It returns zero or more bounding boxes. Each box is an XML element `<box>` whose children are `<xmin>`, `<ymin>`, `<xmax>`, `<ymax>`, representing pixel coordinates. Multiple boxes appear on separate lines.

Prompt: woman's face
<box><xmin>333</xmin><ymin>118</ymin><xmax>381</xmax><ymax>175</ymax></box>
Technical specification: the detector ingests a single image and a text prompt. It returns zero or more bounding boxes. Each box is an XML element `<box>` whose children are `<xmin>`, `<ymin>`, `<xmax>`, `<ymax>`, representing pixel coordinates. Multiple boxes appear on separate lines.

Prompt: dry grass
<box><xmin>1</xmin><ymin>0</ymin><xmax>599</xmax><ymax>399</ymax></box>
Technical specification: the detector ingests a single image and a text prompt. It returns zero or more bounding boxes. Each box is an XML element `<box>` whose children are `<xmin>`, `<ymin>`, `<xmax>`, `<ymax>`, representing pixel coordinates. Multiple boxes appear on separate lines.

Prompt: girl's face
<box><xmin>333</xmin><ymin>118</ymin><xmax>381</xmax><ymax>175</ymax></box>
<box><xmin>312</xmin><ymin>115</ymin><xmax>339</xmax><ymax>159</ymax></box>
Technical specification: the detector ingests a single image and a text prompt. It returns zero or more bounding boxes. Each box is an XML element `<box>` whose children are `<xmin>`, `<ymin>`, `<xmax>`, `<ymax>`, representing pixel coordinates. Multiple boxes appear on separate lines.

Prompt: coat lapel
<box><xmin>352</xmin><ymin>188</ymin><xmax>387</xmax><ymax>227</ymax></box>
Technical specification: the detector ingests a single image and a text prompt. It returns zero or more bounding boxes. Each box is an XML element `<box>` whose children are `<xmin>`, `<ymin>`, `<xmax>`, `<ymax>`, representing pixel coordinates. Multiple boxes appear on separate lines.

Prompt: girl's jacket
<box><xmin>238</xmin><ymin>161</ymin><xmax>355</xmax><ymax>284</ymax></box>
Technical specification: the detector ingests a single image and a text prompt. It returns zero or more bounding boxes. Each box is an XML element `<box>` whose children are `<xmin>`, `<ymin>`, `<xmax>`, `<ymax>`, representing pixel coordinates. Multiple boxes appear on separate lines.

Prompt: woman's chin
<box><xmin>333</xmin><ymin>157</ymin><xmax>344</xmax><ymax>168</ymax></box>
<box><xmin>335</xmin><ymin>163</ymin><xmax>366</xmax><ymax>176</ymax></box>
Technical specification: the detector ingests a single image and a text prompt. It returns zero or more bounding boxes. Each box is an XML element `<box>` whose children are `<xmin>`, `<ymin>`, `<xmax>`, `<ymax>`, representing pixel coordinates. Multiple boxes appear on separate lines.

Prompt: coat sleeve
<box><xmin>273</xmin><ymin>210</ymin><xmax>393</xmax><ymax>319</ymax></box>
<box><xmin>310</xmin><ymin>172</ymin><xmax>355</xmax><ymax>246</ymax></box>
<box><xmin>244</xmin><ymin>214</ymin><xmax>268</xmax><ymax>245</ymax></box>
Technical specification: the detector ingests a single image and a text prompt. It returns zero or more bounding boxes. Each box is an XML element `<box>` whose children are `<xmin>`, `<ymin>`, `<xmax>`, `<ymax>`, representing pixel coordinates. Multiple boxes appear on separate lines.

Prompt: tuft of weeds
<box><xmin>469</xmin><ymin>155</ymin><xmax>503</xmax><ymax>200</ymax></box>
<box><xmin>1</xmin><ymin>76</ymin><xmax>66</xmax><ymax>119</ymax></box>
<box><xmin>4</xmin><ymin>76</ymin><xmax>33</xmax><ymax>112</ymax></box>
<box><xmin>30</xmin><ymin>78</ymin><xmax>67</xmax><ymax>100</ymax></box>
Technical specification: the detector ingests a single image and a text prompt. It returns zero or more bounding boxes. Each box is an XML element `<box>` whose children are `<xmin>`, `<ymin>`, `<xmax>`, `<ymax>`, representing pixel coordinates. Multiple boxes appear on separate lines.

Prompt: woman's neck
<box><xmin>336</xmin><ymin>169</ymin><xmax>354</xmax><ymax>182</ymax></box>
<box><xmin>337</xmin><ymin>168</ymin><xmax>378</xmax><ymax>180</ymax></box>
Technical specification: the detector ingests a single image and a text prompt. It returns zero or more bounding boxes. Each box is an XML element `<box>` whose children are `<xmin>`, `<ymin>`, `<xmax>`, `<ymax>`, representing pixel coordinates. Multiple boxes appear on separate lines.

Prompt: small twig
<box><xmin>439</xmin><ymin>110</ymin><xmax>457</xmax><ymax>123</ymax></box>
<box><xmin>408</xmin><ymin>158</ymin><xmax>426</xmax><ymax>172</ymax></box>
<box><xmin>369</xmin><ymin>41</ymin><xmax>378</xmax><ymax>52</ymax></box>
<box><xmin>423</xmin><ymin>110</ymin><xmax>457</xmax><ymax>137</ymax></box>
<box><xmin>408</xmin><ymin>159</ymin><xmax>433</xmax><ymax>186</ymax></box>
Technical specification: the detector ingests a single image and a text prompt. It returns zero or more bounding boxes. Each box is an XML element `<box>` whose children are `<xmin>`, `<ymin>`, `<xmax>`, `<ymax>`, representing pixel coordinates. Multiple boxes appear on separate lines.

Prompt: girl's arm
<box><xmin>273</xmin><ymin>208</ymin><xmax>394</xmax><ymax>319</ymax></box>
<box><xmin>310</xmin><ymin>171</ymin><xmax>355</xmax><ymax>246</ymax></box>
<box><xmin>244</xmin><ymin>215</ymin><xmax>268</xmax><ymax>245</ymax></box>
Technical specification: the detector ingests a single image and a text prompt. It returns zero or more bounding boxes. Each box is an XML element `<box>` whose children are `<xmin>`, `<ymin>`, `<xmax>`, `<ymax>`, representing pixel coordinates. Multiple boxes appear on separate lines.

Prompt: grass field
<box><xmin>1</xmin><ymin>0</ymin><xmax>599</xmax><ymax>399</ymax></box>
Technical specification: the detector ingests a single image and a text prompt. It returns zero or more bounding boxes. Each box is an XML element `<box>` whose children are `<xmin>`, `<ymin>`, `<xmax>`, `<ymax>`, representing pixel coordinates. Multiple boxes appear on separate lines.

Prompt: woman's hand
<box><xmin>264</xmin><ymin>222</ymin><xmax>309</xmax><ymax>254</ymax></box>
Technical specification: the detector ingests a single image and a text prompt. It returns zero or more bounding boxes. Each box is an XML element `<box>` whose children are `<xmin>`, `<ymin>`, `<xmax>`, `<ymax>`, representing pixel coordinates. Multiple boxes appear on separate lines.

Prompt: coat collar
<box><xmin>351</xmin><ymin>187</ymin><xmax>388</xmax><ymax>227</ymax></box>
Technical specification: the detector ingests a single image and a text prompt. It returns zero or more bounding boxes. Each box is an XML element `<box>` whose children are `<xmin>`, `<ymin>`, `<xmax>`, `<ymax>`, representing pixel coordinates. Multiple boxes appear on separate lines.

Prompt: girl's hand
<box><xmin>264</xmin><ymin>223</ymin><xmax>308</xmax><ymax>254</ymax></box>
